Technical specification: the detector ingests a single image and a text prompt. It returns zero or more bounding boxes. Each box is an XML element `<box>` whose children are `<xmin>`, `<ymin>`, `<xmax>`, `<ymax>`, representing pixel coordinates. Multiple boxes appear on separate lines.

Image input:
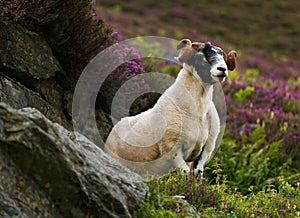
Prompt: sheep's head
<box><xmin>176</xmin><ymin>39</ymin><xmax>237</xmax><ymax>83</ymax></box>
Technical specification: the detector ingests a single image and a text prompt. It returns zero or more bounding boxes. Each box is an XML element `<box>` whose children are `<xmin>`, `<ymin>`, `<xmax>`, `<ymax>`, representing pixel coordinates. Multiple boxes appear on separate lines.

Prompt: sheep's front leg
<box><xmin>193</xmin><ymin>142</ymin><xmax>214</xmax><ymax>178</ymax></box>
<box><xmin>194</xmin><ymin>104</ymin><xmax>220</xmax><ymax>178</ymax></box>
<box><xmin>171</xmin><ymin>149</ymin><xmax>190</xmax><ymax>174</ymax></box>
<box><xmin>193</xmin><ymin>133</ymin><xmax>218</xmax><ymax>178</ymax></box>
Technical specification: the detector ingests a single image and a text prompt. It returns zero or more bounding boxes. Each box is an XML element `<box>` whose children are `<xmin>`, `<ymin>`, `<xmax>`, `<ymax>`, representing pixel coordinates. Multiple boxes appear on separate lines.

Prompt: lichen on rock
<box><xmin>0</xmin><ymin>24</ymin><xmax>63</xmax><ymax>83</ymax></box>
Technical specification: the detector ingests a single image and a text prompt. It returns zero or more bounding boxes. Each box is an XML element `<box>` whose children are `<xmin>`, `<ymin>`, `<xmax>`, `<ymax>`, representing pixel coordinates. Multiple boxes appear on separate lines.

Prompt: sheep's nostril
<box><xmin>217</xmin><ymin>67</ymin><xmax>226</xmax><ymax>72</ymax></box>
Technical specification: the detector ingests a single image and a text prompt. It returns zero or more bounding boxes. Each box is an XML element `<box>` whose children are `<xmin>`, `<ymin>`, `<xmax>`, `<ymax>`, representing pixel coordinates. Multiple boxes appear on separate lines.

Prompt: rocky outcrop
<box><xmin>0</xmin><ymin>19</ymin><xmax>115</xmax><ymax>139</ymax></box>
<box><xmin>0</xmin><ymin>103</ymin><xmax>148</xmax><ymax>217</ymax></box>
<box><xmin>0</xmin><ymin>1</ymin><xmax>149</xmax><ymax>216</ymax></box>
<box><xmin>0</xmin><ymin>23</ymin><xmax>72</xmax><ymax>129</ymax></box>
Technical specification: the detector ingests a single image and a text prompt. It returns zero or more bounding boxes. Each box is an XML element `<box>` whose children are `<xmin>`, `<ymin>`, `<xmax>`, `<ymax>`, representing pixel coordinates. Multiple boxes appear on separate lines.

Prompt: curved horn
<box><xmin>176</xmin><ymin>39</ymin><xmax>194</xmax><ymax>63</ymax></box>
<box><xmin>177</xmin><ymin>39</ymin><xmax>192</xmax><ymax>50</ymax></box>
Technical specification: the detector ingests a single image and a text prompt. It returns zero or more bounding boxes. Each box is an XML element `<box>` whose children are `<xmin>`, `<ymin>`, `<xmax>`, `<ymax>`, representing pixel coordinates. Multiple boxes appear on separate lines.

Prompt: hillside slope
<box><xmin>96</xmin><ymin>0</ymin><xmax>300</xmax><ymax>78</ymax></box>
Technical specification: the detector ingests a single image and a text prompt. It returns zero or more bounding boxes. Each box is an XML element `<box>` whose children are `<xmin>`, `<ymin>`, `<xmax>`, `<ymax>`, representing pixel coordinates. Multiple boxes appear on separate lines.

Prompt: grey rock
<box><xmin>0</xmin><ymin>73</ymin><xmax>71</xmax><ymax>129</ymax></box>
<box><xmin>96</xmin><ymin>109</ymin><xmax>113</xmax><ymax>142</ymax></box>
<box><xmin>169</xmin><ymin>196</ymin><xmax>201</xmax><ymax>218</ymax></box>
<box><xmin>35</xmin><ymin>79</ymin><xmax>65</xmax><ymax>111</ymax></box>
<box><xmin>0</xmin><ymin>150</ymin><xmax>58</xmax><ymax>218</ymax></box>
<box><xmin>0</xmin><ymin>24</ymin><xmax>63</xmax><ymax>83</ymax></box>
<box><xmin>63</xmin><ymin>90</ymin><xmax>73</xmax><ymax>118</ymax></box>
<box><xmin>0</xmin><ymin>103</ymin><xmax>148</xmax><ymax>218</ymax></box>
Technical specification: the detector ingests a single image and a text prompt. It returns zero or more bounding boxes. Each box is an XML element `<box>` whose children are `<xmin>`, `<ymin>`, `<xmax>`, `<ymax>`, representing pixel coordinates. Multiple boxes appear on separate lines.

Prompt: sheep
<box><xmin>104</xmin><ymin>39</ymin><xmax>237</xmax><ymax>178</ymax></box>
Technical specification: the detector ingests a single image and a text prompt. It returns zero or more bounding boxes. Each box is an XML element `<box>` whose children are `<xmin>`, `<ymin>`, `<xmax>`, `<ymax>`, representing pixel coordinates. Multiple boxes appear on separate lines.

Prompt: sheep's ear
<box><xmin>225</xmin><ymin>50</ymin><xmax>237</xmax><ymax>71</ymax></box>
<box><xmin>176</xmin><ymin>39</ymin><xmax>194</xmax><ymax>63</ymax></box>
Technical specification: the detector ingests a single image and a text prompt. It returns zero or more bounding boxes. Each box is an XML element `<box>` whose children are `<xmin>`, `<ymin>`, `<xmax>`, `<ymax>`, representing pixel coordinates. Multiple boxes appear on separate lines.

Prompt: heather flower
<box><xmin>279</xmin><ymin>209</ymin><xmax>285</xmax><ymax>213</ymax></box>
<box><xmin>256</xmin><ymin>209</ymin><xmax>262</xmax><ymax>214</ymax></box>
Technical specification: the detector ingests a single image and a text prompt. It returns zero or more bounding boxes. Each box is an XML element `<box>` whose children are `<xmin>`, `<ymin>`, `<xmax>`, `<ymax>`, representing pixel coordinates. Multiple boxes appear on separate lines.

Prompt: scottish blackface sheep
<box><xmin>105</xmin><ymin>39</ymin><xmax>237</xmax><ymax>178</ymax></box>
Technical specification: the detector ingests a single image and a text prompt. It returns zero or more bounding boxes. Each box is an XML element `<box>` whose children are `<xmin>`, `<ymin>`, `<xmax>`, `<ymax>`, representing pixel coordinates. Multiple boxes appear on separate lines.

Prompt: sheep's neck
<box><xmin>175</xmin><ymin>68</ymin><xmax>213</xmax><ymax>117</ymax></box>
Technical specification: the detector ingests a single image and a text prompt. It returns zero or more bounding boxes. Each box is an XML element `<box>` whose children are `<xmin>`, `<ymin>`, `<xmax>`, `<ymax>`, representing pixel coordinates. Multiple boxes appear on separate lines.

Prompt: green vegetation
<box><xmin>136</xmin><ymin>169</ymin><xmax>300</xmax><ymax>217</ymax></box>
<box><xmin>234</xmin><ymin>86</ymin><xmax>255</xmax><ymax>102</ymax></box>
<box><xmin>134</xmin><ymin>128</ymin><xmax>300</xmax><ymax>217</ymax></box>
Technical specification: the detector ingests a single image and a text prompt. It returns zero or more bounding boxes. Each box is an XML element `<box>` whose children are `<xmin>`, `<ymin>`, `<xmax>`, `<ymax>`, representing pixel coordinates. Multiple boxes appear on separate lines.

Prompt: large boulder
<box><xmin>0</xmin><ymin>73</ymin><xmax>71</xmax><ymax>129</ymax></box>
<box><xmin>0</xmin><ymin>103</ymin><xmax>148</xmax><ymax>218</ymax></box>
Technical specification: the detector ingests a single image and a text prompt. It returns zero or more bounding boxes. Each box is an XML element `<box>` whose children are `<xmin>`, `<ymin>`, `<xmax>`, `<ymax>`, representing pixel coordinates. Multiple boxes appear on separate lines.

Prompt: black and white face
<box><xmin>187</xmin><ymin>42</ymin><xmax>228</xmax><ymax>84</ymax></box>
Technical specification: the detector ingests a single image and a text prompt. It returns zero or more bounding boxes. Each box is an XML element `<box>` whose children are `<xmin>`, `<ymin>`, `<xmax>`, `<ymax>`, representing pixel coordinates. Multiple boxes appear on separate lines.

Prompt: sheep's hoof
<box><xmin>193</xmin><ymin>169</ymin><xmax>203</xmax><ymax>178</ymax></box>
<box><xmin>181</xmin><ymin>168</ymin><xmax>190</xmax><ymax>175</ymax></box>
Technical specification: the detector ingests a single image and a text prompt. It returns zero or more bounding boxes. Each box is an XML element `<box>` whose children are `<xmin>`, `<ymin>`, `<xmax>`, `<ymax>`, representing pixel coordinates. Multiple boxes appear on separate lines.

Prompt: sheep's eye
<box><xmin>220</xmin><ymin>50</ymin><xmax>226</xmax><ymax>57</ymax></box>
<box><xmin>215</xmin><ymin>49</ymin><xmax>223</xmax><ymax>55</ymax></box>
<box><xmin>210</xmin><ymin>47</ymin><xmax>223</xmax><ymax>56</ymax></box>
